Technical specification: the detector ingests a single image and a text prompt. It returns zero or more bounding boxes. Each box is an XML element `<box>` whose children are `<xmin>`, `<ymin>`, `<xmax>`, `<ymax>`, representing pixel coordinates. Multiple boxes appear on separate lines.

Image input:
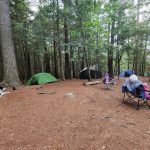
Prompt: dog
<box><xmin>0</xmin><ymin>86</ymin><xmax>9</xmax><ymax>97</ymax></box>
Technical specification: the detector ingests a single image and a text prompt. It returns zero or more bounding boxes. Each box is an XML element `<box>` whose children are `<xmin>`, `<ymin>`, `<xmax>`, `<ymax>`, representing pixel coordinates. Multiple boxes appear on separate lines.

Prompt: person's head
<box><xmin>143</xmin><ymin>82</ymin><xmax>148</xmax><ymax>89</ymax></box>
<box><xmin>129</xmin><ymin>75</ymin><xmax>138</xmax><ymax>83</ymax></box>
<box><xmin>105</xmin><ymin>72</ymin><xmax>109</xmax><ymax>77</ymax></box>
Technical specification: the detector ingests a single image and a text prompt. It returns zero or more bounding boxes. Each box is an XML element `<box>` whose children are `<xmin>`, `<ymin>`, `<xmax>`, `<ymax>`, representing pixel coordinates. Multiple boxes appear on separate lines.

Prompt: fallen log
<box><xmin>37</xmin><ymin>90</ymin><xmax>56</xmax><ymax>94</ymax></box>
<box><xmin>83</xmin><ymin>81</ymin><xmax>100</xmax><ymax>86</ymax></box>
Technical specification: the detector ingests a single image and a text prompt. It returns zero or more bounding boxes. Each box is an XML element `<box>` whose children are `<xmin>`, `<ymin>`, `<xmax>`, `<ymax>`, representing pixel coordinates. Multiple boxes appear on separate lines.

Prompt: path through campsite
<box><xmin>0</xmin><ymin>78</ymin><xmax>150</xmax><ymax>150</ymax></box>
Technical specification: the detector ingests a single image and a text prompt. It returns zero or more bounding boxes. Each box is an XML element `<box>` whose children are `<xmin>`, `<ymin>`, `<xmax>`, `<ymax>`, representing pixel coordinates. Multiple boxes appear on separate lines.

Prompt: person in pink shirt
<box><xmin>143</xmin><ymin>82</ymin><xmax>150</xmax><ymax>100</ymax></box>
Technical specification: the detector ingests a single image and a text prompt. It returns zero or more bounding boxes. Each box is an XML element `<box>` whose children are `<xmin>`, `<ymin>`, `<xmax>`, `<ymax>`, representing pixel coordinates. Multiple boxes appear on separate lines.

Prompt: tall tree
<box><xmin>0</xmin><ymin>0</ymin><xmax>21</xmax><ymax>86</ymax></box>
<box><xmin>63</xmin><ymin>0</ymin><xmax>71</xmax><ymax>79</ymax></box>
<box><xmin>57</xmin><ymin>0</ymin><xmax>65</xmax><ymax>80</ymax></box>
<box><xmin>2</xmin><ymin>0</ymin><xmax>148</xmax><ymax>83</ymax></box>
<box><xmin>133</xmin><ymin>0</ymin><xmax>140</xmax><ymax>74</ymax></box>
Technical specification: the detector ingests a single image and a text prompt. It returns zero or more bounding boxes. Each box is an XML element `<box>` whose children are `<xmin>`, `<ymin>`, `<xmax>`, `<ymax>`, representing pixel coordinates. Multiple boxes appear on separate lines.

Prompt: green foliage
<box><xmin>9</xmin><ymin>0</ymin><xmax>150</xmax><ymax>79</ymax></box>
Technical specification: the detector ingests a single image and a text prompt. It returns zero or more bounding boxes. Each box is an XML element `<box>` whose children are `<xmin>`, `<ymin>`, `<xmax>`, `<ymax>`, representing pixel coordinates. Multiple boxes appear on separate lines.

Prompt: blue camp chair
<box><xmin>122</xmin><ymin>84</ymin><xmax>150</xmax><ymax>110</ymax></box>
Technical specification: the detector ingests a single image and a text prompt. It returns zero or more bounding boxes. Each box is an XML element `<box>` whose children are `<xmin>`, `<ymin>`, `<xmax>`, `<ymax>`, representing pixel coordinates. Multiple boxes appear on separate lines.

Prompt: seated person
<box><xmin>103</xmin><ymin>72</ymin><xmax>110</xmax><ymax>84</ymax></box>
<box><xmin>122</xmin><ymin>75</ymin><xmax>143</xmax><ymax>95</ymax></box>
<box><xmin>103</xmin><ymin>72</ymin><xmax>116</xmax><ymax>89</ymax></box>
<box><xmin>143</xmin><ymin>82</ymin><xmax>150</xmax><ymax>100</ymax></box>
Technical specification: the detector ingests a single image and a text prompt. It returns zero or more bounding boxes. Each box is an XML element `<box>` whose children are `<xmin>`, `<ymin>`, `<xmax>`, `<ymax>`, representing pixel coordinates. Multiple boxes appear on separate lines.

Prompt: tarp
<box><xmin>79</xmin><ymin>65</ymin><xmax>100</xmax><ymax>79</ymax></box>
<box><xmin>119</xmin><ymin>69</ymin><xmax>134</xmax><ymax>77</ymax></box>
<box><xmin>27</xmin><ymin>73</ymin><xmax>57</xmax><ymax>85</ymax></box>
<box><xmin>80</xmin><ymin>65</ymin><xmax>97</xmax><ymax>73</ymax></box>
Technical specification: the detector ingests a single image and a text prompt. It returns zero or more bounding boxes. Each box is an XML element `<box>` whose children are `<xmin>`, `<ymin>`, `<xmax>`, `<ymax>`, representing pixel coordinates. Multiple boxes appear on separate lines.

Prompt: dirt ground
<box><xmin>0</xmin><ymin>78</ymin><xmax>150</xmax><ymax>150</ymax></box>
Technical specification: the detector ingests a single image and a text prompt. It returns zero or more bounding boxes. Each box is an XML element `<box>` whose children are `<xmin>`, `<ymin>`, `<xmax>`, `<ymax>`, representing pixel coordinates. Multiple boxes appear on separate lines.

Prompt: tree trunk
<box><xmin>75</xmin><ymin>47</ymin><xmax>81</xmax><ymax>78</ymax></box>
<box><xmin>44</xmin><ymin>52</ymin><xmax>50</xmax><ymax>73</ymax></box>
<box><xmin>116</xmin><ymin>35</ymin><xmax>121</xmax><ymax>77</ymax></box>
<box><xmin>141</xmin><ymin>34</ymin><xmax>148</xmax><ymax>76</ymax></box>
<box><xmin>0</xmin><ymin>46</ymin><xmax>3</xmax><ymax>81</ymax></box>
<box><xmin>134</xmin><ymin>0</ymin><xmax>140</xmax><ymax>74</ymax></box>
<box><xmin>59</xmin><ymin>46</ymin><xmax>65</xmax><ymax>80</ymax></box>
<box><xmin>108</xmin><ymin>20</ymin><xmax>115</xmax><ymax>78</ymax></box>
<box><xmin>95</xmin><ymin>32</ymin><xmax>100</xmax><ymax>79</ymax></box>
<box><xmin>40</xmin><ymin>55</ymin><xmax>44</xmax><ymax>72</ymax></box>
<box><xmin>52</xmin><ymin>1</ymin><xmax>59</xmax><ymax>78</ymax></box>
<box><xmin>53</xmin><ymin>40</ymin><xmax>58</xmax><ymax>78</ymax></box>
<box><xmin>107</xmin><ymin>24</ymin><xmax>112</xmax><ymax>78</ymax></box>
<box><xmin>70</xmin><ymin>44</ymin><xmax>73</xmax><ymax>79</ymax></box>
<box><xmin>64</xmin><ymin>9</ymin><xmax>71</xmax><ymax>79</ymax></box>
<box><xmin>84</xmin><ymin>48</ymin><xmax>91</xmax><ymax>81</ymax></box>
<box><xmin>65</xmin><ymin>52</ymin><xmax>71</xmax><ymax>79</ymax></box>
<box><xmin>0</xmin><ymin>0</ymin><xmax>21</xmax><ymax>86</ymax></box>
<box><xmin>72</xmin><ymin>61</ymin><xmax>75</xmax><ymax>78</ymax></box>
<box><xmin>29</xmin><ymin>48</ymin><xmax>34</xmax><ymax>76</ymax></box>
<box><xmin>56</xmin><ymin>0</ymin><xmax>65</xmax><ymax>80</ymax></box>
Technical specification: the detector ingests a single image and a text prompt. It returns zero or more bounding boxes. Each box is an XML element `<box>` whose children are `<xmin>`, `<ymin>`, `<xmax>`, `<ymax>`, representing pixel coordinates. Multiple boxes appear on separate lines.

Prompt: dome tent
<box><xmin>119</xmin><ymin>69</ymin><xmax>134</xmax><ymax>77</ymax></box>
<box><xmin>27</xmin><ymin>73</ymin><xmax>57</xmax><ymax>85</ymax></box>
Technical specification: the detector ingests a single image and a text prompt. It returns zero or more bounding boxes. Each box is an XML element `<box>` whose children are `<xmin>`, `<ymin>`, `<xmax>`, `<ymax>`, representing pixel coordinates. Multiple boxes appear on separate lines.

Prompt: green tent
<box><xmin>27</xmin><ymin>73</ymin><xmax>57</xmax><ymax>85</ymax></box>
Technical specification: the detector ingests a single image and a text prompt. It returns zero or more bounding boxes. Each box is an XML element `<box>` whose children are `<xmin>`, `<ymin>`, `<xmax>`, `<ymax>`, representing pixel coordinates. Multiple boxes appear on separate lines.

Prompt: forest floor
<box><xmin>0</xmin><ymin>77</ymin><xmax>150</xmax><ymax>150</ymax></box>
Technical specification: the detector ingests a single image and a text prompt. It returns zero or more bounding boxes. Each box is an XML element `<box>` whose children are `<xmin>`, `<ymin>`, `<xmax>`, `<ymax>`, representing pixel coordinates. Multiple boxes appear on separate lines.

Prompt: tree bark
<box><xmin>29</xmin><ymin>48</ymin><xmax>34</xmax><ymax>76</ymax></box>
<box><xmin>56</xmin><ymin>0</ymin><xmax>65</xmax><ymax>80</ymax></box>
<box><xmin>0</xmin><ymin>46</ymin><xmax>3</xmax><ymax>81</ymax></box>
<box><xmin>52</xmin><ymin>1</ymin><xmax>59</xmax><ymax>78</ymax></box>
<box><xmin>0</xmin><ymin>0</ymin><xmax>21</xmax><ymax>86</ymax></box>
<box><xmin>53</xmin><ymin>40</ymin><xmax>58</xmax><ymax>78</ymax></box>
<box><xmin>108</xmin><ymin>20</ymin><xmax>115</xmax><ymax>78</ymax></box>
<box><xmin>134</xmin><ymin>0</ymin><xmax>140</xmax><ymax>74</ymax></box>
<box><xmin>84</xmin><ymin>47</ymin><xmax>91</xmax><ymax>81</ymax></box>
<box><xmin>141</xmin><ymin>34</ymin><xmax>148</xmax><ymax>76</ymax></box>
<box><xmin>64</xmin><ymin>0</ymin><xmax>71</xmax><ymax>79</ymax></box>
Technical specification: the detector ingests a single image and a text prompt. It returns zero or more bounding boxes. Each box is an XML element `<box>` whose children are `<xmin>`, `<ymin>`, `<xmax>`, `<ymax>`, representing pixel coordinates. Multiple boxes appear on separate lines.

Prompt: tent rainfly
<box><xmin>119</xmin><ymin>69</ymin><xmax>134</xmax><ymax>77</ymax></box>
<box><xmin>27</xmin><ymin>73</ymin><xmax>57</xmax><ymax>85</ymax></box>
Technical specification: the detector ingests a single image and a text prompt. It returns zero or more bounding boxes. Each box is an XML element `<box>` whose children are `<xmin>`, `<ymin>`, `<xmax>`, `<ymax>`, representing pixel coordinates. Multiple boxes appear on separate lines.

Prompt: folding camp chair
<box><xmin>103</xmin><ymin>77</ymin><xmax>116</xmax><ymax>90</ymax></box>
<box><xmin>105</xmin><ymin>79</ymin><xmax>115</xmax><ymax>90</ymax></box>
<box><xmin>122</xmin><ymin>85</ymin><xmax>150</xmax><ymax>110</ymax></box>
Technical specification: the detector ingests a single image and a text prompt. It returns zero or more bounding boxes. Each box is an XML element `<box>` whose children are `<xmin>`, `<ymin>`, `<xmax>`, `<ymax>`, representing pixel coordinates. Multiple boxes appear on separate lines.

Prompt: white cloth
<box><xmin>123</xmin><ymin>79</ymin><xmax>142</xmax><ymax>92</ymax></box>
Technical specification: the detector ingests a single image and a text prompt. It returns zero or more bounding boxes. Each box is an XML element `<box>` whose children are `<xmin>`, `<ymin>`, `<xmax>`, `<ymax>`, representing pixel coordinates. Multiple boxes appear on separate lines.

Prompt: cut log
<box><xmin>37</xmin><ymin>90</ymin><xmax>56</xmax><ymax>94</ymax></box>
<box><xmin>83</xmin><ymin>81</ymin><xmax>100</xmax><ymax>86</ymax></box>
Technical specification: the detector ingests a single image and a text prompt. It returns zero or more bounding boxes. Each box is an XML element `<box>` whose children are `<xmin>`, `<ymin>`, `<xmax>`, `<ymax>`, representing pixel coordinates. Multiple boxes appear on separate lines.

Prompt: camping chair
<box><xmin>122</xmin><ymin>85</ymin><xmax>150</xmax><ymax>110</ymax></box>
<box><xmin>103</xmin><ymin>78</ymin><xmax>116</xmax><ymax>90</ymax></box>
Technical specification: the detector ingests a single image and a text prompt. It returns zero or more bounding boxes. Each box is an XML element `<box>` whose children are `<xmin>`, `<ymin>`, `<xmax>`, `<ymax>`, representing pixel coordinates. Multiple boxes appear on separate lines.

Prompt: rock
<box><xmin>64</xmin><ymin>93</ymin><xmax>75</xmax><ymax>99</ymax></box>
<box><xmin>102</xmin><ymin>145</ymin><xmax>106</xmax><ymax>149</ymax></box>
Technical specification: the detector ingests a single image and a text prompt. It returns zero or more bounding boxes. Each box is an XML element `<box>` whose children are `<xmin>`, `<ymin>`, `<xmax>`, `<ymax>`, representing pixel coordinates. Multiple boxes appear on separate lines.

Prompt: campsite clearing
<box><xmin>0</xmin><ymin>78</ymin><xmax>150</xmax><ymax>150</ymax></box>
